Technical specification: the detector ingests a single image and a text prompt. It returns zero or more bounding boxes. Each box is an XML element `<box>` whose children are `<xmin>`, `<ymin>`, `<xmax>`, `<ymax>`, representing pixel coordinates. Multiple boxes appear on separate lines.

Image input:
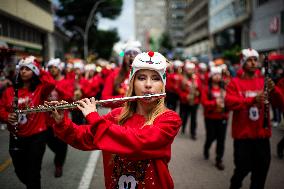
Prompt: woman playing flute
<box><xmin>48</xmin><ymin>51</ymin><xmax>181</xmax><ymax>189</ymax></box>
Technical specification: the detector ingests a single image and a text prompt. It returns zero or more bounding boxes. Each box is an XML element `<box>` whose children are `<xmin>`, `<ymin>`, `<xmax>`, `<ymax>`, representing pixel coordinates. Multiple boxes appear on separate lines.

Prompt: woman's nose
<box><xmin>145</xmin><ymin>78</ymin><xmax>152</xmax><ymax>88</ymax></box>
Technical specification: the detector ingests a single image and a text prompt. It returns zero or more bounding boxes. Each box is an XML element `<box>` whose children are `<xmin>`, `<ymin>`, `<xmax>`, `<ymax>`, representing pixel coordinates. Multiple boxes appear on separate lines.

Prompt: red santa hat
<box><xmin>18</xmin><ymin>56</ymin><xmax>40</xmax><ymax>76</ymax></box>
<box><xmin>130</xmin><ymin>51</ymin><xmax>167</xmax><ymax>84</ymax></box>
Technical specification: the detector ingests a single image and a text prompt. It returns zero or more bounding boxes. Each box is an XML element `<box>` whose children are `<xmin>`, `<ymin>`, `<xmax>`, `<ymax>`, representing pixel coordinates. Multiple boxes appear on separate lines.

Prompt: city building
<box><xmin>208</xmin><ymin>0</ymin><xmax>251</xmax><ymax>57</ymax></box>
<box><xmin>0</xmin><ymin>0</ymin><xmax>54</xmax><ymax>62</ymax></box>
<box><xmin>134</xmin><ymin>0</ymin><xmax>167</xmax><ymax>51</ymax></box>
<box><xmin>184</xmin><ymin>0</ymin><xmax>209</xmax><ymax>58</ymax></box>
<box><xmin>250</xmin><ymin>0</ymin><xmax>284</xmax><ymax>53</ymax></box>
<box><xmin>166</xmin><ymin>0</ymin><xmax>187</xmax><ymax>48</ymax></box>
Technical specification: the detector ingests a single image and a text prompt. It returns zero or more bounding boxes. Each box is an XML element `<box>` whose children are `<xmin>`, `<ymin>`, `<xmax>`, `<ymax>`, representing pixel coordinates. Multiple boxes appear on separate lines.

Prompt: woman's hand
<box><xmin>77</xmin><ymin>97</ymin><xmax>97</xmax><ymax>117</ymax></box>
<box><xmin>44</xmin><ymin>101</ymin><xmax>65</xmax><ymax>124</ymax></box>
<box><xmin>8</xmin><ymin>113</ymin><xmax>17</xmax><ymax>125</ymax></box>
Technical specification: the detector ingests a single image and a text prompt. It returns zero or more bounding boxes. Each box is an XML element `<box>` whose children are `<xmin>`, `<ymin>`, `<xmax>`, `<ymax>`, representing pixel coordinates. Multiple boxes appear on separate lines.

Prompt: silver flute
<box><xmin>16</xmin><ymin>93</ymin><xmax>167</xmax><ymax>114</ymax></box>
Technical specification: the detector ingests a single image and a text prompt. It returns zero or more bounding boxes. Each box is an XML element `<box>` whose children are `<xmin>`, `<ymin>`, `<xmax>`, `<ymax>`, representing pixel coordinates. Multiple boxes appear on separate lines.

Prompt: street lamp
<box><xmin>84</xmin><ymin>0</ymin><xmax>105</xmax><ymax>60</ymax></box>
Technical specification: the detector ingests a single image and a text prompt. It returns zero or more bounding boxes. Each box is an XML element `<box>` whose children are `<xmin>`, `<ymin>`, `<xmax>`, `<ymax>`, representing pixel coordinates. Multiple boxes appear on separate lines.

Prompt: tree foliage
<box><xmin>158</xmin><ymin>32</ymin><xmax>173</xmax><ymax>55</ymax></box>
<box><xmin>89</xmin><ymin>28</ymin><xmax>120</xmax><ymax>59</ymax></box>
<box><xmin>56</xmin><ymin>0</ymin><xmax>123</xmax><ymax>59</ymax></box>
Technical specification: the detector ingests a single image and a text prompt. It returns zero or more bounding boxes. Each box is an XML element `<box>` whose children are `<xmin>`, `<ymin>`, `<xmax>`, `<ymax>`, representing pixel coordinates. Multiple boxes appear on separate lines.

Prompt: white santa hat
<box><xmin>241</xmin><ymin>48</ymin><xmax>259</xmax><ymax>66</ymax></box>
<box><xmin>173</xmin><ymin>60</ymin><xmax>184</xmax><ymax>68</ymax></box>
<box><xmin>184</xmin><ymin>62</ymin><xmax>196</xmax><ymax>70</ymax></box>
<box><xmin>84</xmin><ymin>64</ymin><xmax>96</xmax><ymax>71</ymax></box>
<box><xmin>47</xmin><ymin>58</ymin><xmax>64</xmax><ymax>71</ymax></box>
<box><xmin>18</xmin><ymin>56</ymin><xmax>40</xmax><ymax>76</ymax></box>
<box><xmin>209</xmin><ymin>66</ymin><xmax>222</xmax><ymax>77</ymax></box>
<box><xmin>124</xmin><ymin>40</ymin><xmax>142</xmax><ymax>54</ymax></box>
<box><xmin>199</xmin><ymin>62</ymin><xmax>207</xmax><ymax>70</ymax></box>
<box><xmin>73</xmin><ymin>61</ymin><xmax>84</xmax><ymax>71</ymax></box>
<box><xmin>130</xmin><ymin>51</ymin><xmax>167</xmax><ymax>84</ymax></box>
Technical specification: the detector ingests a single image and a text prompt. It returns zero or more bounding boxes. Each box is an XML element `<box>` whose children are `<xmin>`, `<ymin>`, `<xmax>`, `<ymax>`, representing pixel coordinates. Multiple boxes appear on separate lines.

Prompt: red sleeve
<box><xmin>271</xmin><ymin>78</ymin><xmax>284</xmax><ymax>111</ymax></box>
<box><xmin>53</xmin><ymin>110</ymin><xmax>182</xmax><ymax>159</ymax></box>
<box><xmin>39</xmin><ymin>70</ymin><xmax>56</xmax><ymax>99</ymax></box>
<box><xmin>101</xmin><ymin>72</ymin><xmax>118</xmax><ymax>99</ymax></box>
<box><xmin>0</xmin><ymin>88</ymin><xmax>11</xmax><ymax>122</ymax></box>
<box><xmin>55</xmin><ymin>79</ymin><xmax>74</xmax><ymax>102</ymax></box>
<box><xmin>225</xmin><ymin>79</ymin><xmax>255</xmax><ymax>110</ymax></box>
<box><xmin>201</xmin><ymin>87</ymin><xmax>217</xmax><ymax>110</ymax></box>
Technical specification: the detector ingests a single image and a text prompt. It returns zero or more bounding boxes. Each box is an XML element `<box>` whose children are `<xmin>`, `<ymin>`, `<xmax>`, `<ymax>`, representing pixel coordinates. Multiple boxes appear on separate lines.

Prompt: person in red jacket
<box><xmin>101</xmin><ymin>41</ymin><xmax>141</xmax><ymax>108</ymax></box>
<box><xmin>270</xmin><ymin>77</ymin><xmax>284</xmax><ymax>159</ymax></box>
<box><xmin>47</xmin><ymin>51</ymin><xmax>182</xmax><ymax>189</ymax></box>
<box><xmin>0</xmin><ymin>56</ymin><xmax>55</xmax><ymax>189</ymax></box>
<box><xmin>46</xmin><ymin>58</ymin><xmax>74</xmax><ymax>178</ymax></box>
<box><xmin>178</xmin><ymin>62</ymin><xmax>202</xmax><ymax>140</ymax></box>
<box><xmin>201</xmin><ymin>66</ymin><xmax>229</xmax><ymax>170</ymax></box>
<box><xmin>225</xmin><ymin>49</ymin><xmax>275</xmax><ymax>189</ymax></box>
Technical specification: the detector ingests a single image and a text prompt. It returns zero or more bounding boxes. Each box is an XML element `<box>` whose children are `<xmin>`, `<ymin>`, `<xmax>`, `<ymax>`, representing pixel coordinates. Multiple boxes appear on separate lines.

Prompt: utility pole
<box><xmin>84</xmin><ymin>0</ymin><xmax>105</xmax><ymax>60</ymax></box>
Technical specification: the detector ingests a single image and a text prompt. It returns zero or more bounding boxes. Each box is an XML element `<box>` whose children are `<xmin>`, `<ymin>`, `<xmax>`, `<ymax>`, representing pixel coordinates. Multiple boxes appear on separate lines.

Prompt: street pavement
<box><xmin>91</xmin><ymin>107</ymin><xmax>284</xmax><ymax>189</ymax></box>
<box><xmin>0</xmin><ymin>106</ymin><xmax>284</xmax><ymax>189</ymax></box>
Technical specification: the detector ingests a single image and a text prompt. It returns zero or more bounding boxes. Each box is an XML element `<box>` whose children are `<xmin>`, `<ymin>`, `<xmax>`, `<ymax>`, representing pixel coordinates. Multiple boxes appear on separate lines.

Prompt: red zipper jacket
<box><xmin>0</xmin><ymin>70</ymin><xmax>55</xmax><ymax>137</ymax></box>
<box><xmin>225</xmin><ymin>76</ymin><xmax>271</xmax><ymax>139</ymax></box>
<box><xmin>201</xmin><ymin>86</ymin><xmax>229</xmax><ymax>120</ymax></box>
<box><xmin>53</xmin><ymin>108</ymin><xmax>181</xmax><ymax>189</ymax></box>
<box><xmin>178</xmin><ymin>75</ymin><xmax>202</xmax><ymax>105</ymax></box>
<box><xmin>271</xmin><ymin>77</ymin><xmax>284</xmax><ymax>111</ymax></box>
<box><xmin>101</xmin><ymin>68</ymin><xmax>130</xmax><ymax>108</ymax></box>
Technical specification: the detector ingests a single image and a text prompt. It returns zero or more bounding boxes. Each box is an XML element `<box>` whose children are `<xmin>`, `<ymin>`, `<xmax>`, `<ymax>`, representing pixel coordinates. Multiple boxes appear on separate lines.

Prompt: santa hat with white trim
<box><xmin>47</xmin><ymin>58</ymin><xmax>64</xmax><ymax>71</ymax></box>
<box><xmin>240</xmin><ymin>48</ymin><xmax>259</xmax><ymax>66</ymax></box>
<box><xmin>18</xmin><ymin>56</ymin><xmax>40</xmax><ymax>76</ymax></box>
<box><xmin>130</xmin><ymin>51</ymin><xmax>167</xmax><ymax>84</ymax></box>
<box><xmin>209</xmin><ymin>66</ymin><xmax>222</xmax><ymax>77</ymax></box>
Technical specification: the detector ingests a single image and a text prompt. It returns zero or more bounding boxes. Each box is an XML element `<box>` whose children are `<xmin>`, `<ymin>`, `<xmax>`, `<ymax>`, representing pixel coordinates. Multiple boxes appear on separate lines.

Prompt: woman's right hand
<box><xmin>44</xmin><ymin>101</ymin><xmax>65</xmax><ymax>124</ymax></box>
<box><xmin>8</xmin><ymin>113</ymin><xmax>17</xmax><ymax>125</ymax></box>
<box><xmin>77</xmin><ymin>97</ymin><xmax>97</xmax><ymax>117</ymax></box>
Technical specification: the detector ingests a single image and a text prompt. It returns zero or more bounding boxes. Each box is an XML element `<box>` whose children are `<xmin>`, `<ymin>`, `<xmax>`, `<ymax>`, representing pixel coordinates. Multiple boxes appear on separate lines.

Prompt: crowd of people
<box><xmin>0</xmin><ymin>42</ymin><xmax>283</xmax><ymax>189</ymax></box>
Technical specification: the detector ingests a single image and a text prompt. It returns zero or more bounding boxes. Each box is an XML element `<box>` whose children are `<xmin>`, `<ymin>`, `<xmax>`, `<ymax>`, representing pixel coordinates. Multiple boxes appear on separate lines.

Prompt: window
<box><xmin>257</xmin><ymin>0</ymin><xmax>269</xmax><ymax>7</ymax></box>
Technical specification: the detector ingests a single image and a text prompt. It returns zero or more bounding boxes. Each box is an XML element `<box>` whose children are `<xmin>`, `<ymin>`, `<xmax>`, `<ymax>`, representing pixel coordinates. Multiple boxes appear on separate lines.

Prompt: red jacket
<box><xmin>83</xmin><ymin>74</ymin><xmax>103</xmax><ymax>98</ymax></box>
<box><xmin>48</xmin><ymin>77</ymin><xmax>74</xmax><ymax>102</ymax></box>
<box><xmin>271</xmin><ymin>77</ymin><xmax>284</xmax><ymax>111</ymax></box>
<box><xmin>225</xmin><ymin>76</ymin><xmax>271</xmax><ymax>139</ymax></box>
<box><xmin>201</xmin><ymin>86</ymin><xmax>229</xmax><ymax>120</ymax></box>
<box><xmin>178</xmin><ymin>75</ymin><xmax>202</xmax><ymax>105</ymax></box>
<box><xmin>101</xmin><ymin>68</ymin><xmax>130</xmax><ymax>108</ymax></box>
<box><xmin>0</xmin><ymin>70</ymin><xmax>55</xmax><ymax>137</ymax></box>
<box><xmin>166</xmin><ymin>72</ymin><xmax>182</xmax><ymax>94</ymax></box>
<box><xmin>53</xmin><ymin>108</ymin><xmax>181</xmax><ymax>189</ymax></box>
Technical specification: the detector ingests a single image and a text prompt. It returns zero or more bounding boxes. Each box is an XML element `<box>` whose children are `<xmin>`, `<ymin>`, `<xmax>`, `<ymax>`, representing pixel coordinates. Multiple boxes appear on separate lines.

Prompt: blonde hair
<box><xmin>118</xmin><ymin>74</ymin><xmax>166</xmax><ymax>126</ymax></box>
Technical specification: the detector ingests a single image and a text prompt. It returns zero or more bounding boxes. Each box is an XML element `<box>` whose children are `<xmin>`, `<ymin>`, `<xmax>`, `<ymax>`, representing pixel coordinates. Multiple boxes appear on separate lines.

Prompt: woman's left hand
<box><xmin>77</xmin><ymin>97</ymin><xmax>97</xmax><ymax>117</ymax></box>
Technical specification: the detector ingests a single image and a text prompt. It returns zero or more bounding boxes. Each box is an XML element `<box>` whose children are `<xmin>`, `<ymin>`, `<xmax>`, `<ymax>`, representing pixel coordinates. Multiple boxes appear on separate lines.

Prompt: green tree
<box><xmin>158</xmin><ymin>32</ymin><xmax>173</xmax><ymax>54</ymax></box>
<box><xmin>223</xmin><ymin>45</ymin><xmax>241</xmax><ymax>64</ymax></box>
<box><xmin>90</xmin><ymin>28</ymin><xmax>120</xmax><ymax>59</ymax></box>
<box><xmin>56</xmin><ymin>0</ymin><xmax>123</xmax><ymax>58</ymax></box>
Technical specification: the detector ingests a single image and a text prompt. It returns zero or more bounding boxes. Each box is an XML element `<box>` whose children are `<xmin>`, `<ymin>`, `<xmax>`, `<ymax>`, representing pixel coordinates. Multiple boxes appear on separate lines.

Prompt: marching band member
<box><xmin>0</xmin><ymin>56</ymin><xmax>55</xmax><ymax>188</ymax></box>
<box><xmin>225</xmin><ymin>49</ymin><xmax>274</xmax><ymax>189</ymax></box>
<box><xmin>84</xmin><ymin>63</ymin><xmax>103</xmax><ymax>99</ymax></box>
<box><xmin>201</xmin><ymin>66</ymin><xmax>229</xmax><ymax>170</ymax></box>
<box><xmin>179</xmin><ymin>61</ymin><xmax>202</xmax><ymax>140</ymax></box>
<box><xmin>165</xmin><ymin>60</ymin><xmax>183</xmax><ymax>111</ymax></box>
<box><xmin>270</xmin><ymin>76</ymin><xmax>284</xmax><ymax>159</ymax></box>
<box><xmin>48</xmin><ymin>51</ymin><xmax>181</xmax><ymax>189</ymax></box>
<box><xmin>101</xmin><ymin>41</ymin><xmax>141</xmax><ymax>108</ymax></box>
<box><xmin>46</xmin><ymin>58</ymin><xmax>73</xmax><ymax>177</ymax></box>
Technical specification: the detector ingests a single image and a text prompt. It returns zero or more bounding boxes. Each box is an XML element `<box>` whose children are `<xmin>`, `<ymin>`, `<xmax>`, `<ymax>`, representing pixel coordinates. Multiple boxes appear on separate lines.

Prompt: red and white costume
<box><xmin>0</xmin><ymin>70</ymin><xmax>55</xmax><ymax>137</ymax></box>
<box><xmin>53</xmin><ymin>108</ymin><xmax>181</xmax><ymax>189</ymax></box>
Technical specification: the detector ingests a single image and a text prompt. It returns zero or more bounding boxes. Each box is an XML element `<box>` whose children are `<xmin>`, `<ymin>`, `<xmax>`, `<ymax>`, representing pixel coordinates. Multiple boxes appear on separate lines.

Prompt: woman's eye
<box><xmin>137</xmin><ymin>76</ymin><xmax>146</xmax><ymax>80</ymax></box>
<box><xmin>152</xmin><ymin>76</ymin><xmax>161</xmax><ymax>81</ymax></box>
